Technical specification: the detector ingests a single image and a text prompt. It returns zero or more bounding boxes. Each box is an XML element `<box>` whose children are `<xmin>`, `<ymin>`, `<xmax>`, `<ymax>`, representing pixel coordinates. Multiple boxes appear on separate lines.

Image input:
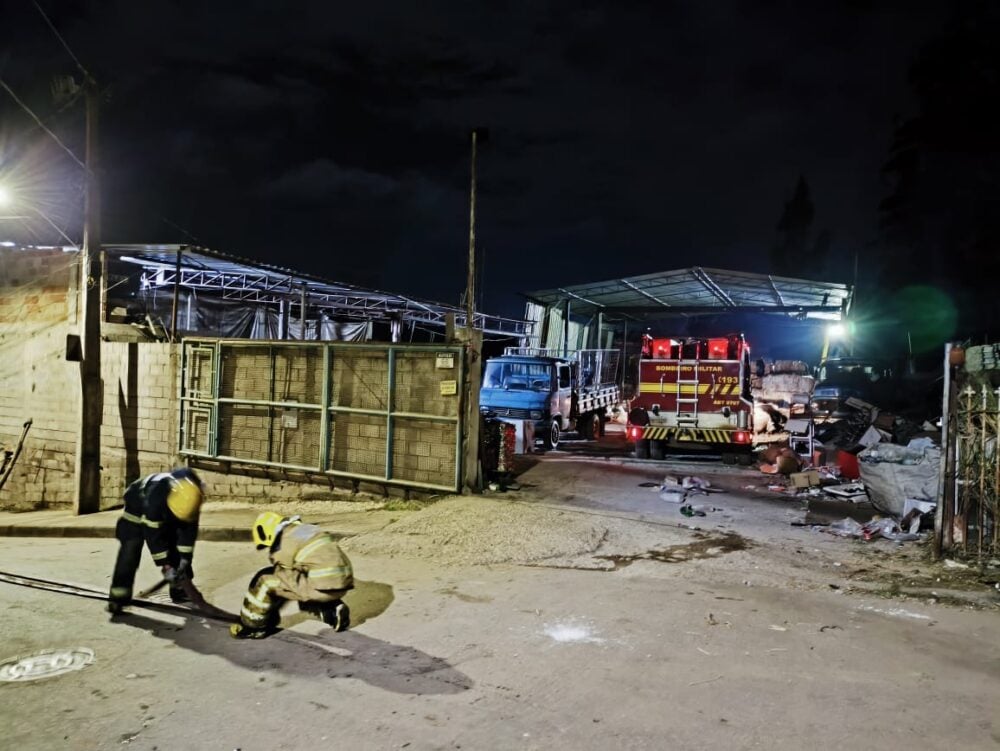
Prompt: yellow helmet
<box><xmin>252</xmin><ymin>512</ymin><xmax>300</xmax><ymax>550</ymax></box>
<box><xmin>166</xmin><ymin>476</ymin><xmax>203</xmax><ymax>522</ymax></box>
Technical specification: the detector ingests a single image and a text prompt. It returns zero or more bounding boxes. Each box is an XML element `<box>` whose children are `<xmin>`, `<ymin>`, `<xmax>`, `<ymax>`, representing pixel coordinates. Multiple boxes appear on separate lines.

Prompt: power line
<box><xmin>30</xmin><ymin>0</ymin><xmax>91</xmax><ymax>80</ymax></box>
<box><xmin>0</xmin><ymin>78</ymin><xmax>87</xmax><ymax>171</ymax></box>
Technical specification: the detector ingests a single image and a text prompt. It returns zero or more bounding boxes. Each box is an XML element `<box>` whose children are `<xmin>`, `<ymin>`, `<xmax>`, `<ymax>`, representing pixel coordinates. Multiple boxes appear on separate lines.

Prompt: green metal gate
<box><xmin>180</xmin><ymin>339</ymin><xmax>466</xmax><ymax>492</ymax></box>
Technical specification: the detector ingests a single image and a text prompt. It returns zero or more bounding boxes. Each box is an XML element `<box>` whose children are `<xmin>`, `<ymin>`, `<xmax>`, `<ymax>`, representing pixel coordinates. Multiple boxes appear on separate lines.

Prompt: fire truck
<box><xmin>626</xmin><ymin>333</ymin><xmax>754</xmax><ymax>463</ymax></box>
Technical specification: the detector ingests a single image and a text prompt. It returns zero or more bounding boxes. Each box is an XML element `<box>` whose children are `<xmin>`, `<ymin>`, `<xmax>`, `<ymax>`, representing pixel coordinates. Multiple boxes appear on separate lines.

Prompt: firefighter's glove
<box><xmin>161</xmin><ymin>560</ymin><xmax>190</xmax><ymax>585</ymax></box>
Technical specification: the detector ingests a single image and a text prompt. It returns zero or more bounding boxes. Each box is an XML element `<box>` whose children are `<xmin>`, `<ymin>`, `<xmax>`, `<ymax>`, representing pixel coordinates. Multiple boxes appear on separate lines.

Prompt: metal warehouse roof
<box><xmin>525</xmin><ymin>267</ymin><xmax>852</xmax><ymax>321</ymax></box>
<box><xmin>103</xmin><ymin>243</ymin><xmax>529</xmax><ymax>337</ymax></box>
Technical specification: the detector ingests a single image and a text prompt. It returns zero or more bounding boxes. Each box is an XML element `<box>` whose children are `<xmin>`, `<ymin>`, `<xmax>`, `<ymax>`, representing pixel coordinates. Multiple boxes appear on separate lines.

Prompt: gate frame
<box><xmin>178</xmin><ymin>338</ymin><xmax>467</xmax><ymax>493</ymax></box>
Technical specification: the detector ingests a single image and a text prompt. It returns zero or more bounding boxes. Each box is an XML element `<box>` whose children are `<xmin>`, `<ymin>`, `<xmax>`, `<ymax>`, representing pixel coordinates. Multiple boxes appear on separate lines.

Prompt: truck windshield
<box><xmin>482</xmin><ymin>361</ymin><xmax>552</xmax><ymax>391</ymax></box>
<box><xmin>819</xmin><ymin>362</ymin><xmax>886</xmax><ymax>383</ymax></box>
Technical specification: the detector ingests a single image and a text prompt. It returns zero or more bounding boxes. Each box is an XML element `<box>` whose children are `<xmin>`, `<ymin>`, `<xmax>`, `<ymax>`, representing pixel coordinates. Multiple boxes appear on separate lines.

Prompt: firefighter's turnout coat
<box><xmin>239</xmin><ymin>523</ymin><xmax>354</xmax><ymax>629</ymax></box>
<box><xmin>108</xmin><ymin>473</ymin><xmax>199</xmax><ymax>605</ymax></box>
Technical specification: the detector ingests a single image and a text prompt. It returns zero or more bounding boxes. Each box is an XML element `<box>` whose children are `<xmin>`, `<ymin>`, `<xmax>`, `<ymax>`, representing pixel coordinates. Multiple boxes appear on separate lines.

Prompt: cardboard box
<box><xmin>790</xmin><ymin>470</ymin><xmax>821</xmax><ymax>488</ymax></box>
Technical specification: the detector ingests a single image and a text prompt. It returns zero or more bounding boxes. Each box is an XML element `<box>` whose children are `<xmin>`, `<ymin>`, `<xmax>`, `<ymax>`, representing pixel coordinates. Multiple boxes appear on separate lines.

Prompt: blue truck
<box><xmin>480</xmin><ymin>348</ymin><xmax>621</xmax><ymax>449</ymax></box>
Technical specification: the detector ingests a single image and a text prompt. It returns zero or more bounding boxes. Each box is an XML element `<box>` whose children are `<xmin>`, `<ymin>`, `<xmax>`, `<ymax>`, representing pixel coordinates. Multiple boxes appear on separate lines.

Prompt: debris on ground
<box><xmin>817</xmin><ymin>516</ymin><xmax>924</xmax><ymax>543</ymax></box>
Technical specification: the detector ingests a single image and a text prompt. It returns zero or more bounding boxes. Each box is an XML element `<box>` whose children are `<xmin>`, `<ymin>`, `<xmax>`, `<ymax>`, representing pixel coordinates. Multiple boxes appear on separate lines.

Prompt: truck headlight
<box><xmin>530</xmin><ymin>410</ymin><xmax>542</xmax><ymax>420</ymax></box>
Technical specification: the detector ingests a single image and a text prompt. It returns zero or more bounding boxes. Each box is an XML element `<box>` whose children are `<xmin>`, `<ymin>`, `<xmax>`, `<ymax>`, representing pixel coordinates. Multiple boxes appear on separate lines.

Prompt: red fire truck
<box><xmin>626</xmin><ymin>333</ymin><xmax>754</xmax><ymax>463</ymax></box>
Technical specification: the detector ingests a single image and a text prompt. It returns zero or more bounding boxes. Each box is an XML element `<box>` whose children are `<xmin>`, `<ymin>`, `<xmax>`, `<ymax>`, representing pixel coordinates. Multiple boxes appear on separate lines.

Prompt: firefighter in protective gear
<box><xmin>230</xmin><ymin>512</ymin><xmax>354</xmax><ymax>639</ymax></box>
<box><xmin>107</xmin><ymin>468</ymin><xmax>205</xmax><ymax>614</ymax></box>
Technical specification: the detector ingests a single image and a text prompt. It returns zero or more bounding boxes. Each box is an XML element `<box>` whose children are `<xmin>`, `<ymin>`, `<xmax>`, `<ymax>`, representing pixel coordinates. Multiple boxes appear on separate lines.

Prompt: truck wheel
<box><xmin>635</xmin><ymin>438</ymin><xmax>650</xmax><ymax>459</ymax></box>
<box><xmin>650</xmin><ymin>440</ymin><xmax>665</xmax><ymax>460</ymax></box>
<box><xmin>544</xmin><ymin>419</ymin><xmax>561</xmax><ymax>450</ymax></box>
<box><xmin>580</xmin><ymin>413</ymin><xmax>599</xmax><ymax>440</ymax></box>
<box><xmin>721</xmin><ymin>452</ymin><xmax>737</xmax><ymax>465</ymax></box>
<box><xmin>737</xmin><ymin>451</ymin><xmax>754</xmax><ymax>466</ymax></box>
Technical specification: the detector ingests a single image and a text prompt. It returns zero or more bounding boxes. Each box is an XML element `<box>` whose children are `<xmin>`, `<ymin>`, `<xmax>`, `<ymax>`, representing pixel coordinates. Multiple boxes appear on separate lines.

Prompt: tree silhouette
<box><xmin>878</xmin><ymin>0</ymin><xmax>1000</xmax><ymax>333</ymax></box>
<box><xmin>771</xmin><ymin>175</ymin><xmax>815</xmax><ymax>276</ymax></box>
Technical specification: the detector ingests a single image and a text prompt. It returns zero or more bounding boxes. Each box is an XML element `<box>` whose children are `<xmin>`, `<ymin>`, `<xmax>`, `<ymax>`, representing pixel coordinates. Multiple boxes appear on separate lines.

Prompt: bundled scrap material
<box><xmin>963</xmin><ymin>344</ymin><xmax>1000</xmax><ymax>372</ymax></box>
<box><xmin>858</xmin><ymin>438</ymin><xmax>940</xmax><ymax>517</ymax></box>
<box><xmin>752</xmin><ymin>360</ymin><xmax>815</xmax><ymax>438</ymax></box>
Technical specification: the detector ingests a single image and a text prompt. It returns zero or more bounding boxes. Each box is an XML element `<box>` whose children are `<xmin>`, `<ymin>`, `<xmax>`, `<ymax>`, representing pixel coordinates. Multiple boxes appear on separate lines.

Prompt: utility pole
<box><xmin>461</xmin><ymin>129</ymin><xmax>486</xmax><ymax>493</ymax></box>
<box><xmin>465</xmin><ymin>129</ymin><xmax>478</xmax><ymax>330</ymax></box>
<box><xmin>75</xmin><ymin>77</ymin><xmax>102</xmax><ymax>514</ymax></box>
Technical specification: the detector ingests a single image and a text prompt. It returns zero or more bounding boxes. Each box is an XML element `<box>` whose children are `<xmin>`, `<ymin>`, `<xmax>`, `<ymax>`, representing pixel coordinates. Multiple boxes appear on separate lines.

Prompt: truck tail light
<box><xmin>627</xmin><ymin>426</ymin><xmax>643</xmax><ymax>441</ymax></box>
<box><xmin>733</xmin><ymin>430</ymin><xmax>749</xmax><ymax>444</ymax></box>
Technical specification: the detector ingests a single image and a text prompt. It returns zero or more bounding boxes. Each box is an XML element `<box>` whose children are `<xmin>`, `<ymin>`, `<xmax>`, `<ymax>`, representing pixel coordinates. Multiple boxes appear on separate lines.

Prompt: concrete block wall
<box><xmin>99</xmin><ymin>342</ymin><xmax>182</xmax><ymax>508</ymax></box>
<box><xmin>0</xmin><ymin>248</ymin><xmax>82</xmax><ymax>509</ymax></box>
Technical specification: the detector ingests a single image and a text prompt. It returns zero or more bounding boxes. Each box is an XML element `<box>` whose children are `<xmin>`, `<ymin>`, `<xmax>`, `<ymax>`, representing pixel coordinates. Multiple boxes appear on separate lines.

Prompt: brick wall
<box><xmin>0</xmin><ymin>248</ymin><xmax>82</xmax><ymax>509</ymax></box>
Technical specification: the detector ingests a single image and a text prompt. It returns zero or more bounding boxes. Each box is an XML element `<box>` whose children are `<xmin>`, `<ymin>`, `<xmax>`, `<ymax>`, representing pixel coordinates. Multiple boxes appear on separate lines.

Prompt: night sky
<box><xmin>0</xmin><ymin>1</ymin><xmax>951</xmax><ymax>321</ymax></box>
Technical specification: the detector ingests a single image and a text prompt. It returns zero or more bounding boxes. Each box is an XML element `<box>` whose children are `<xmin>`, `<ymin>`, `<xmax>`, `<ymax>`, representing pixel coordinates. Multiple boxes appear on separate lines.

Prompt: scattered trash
<box><xmin>790</xmin><ymin>470</ymin><xmax>821</xmax><ymax>489</ymax></box>
<box><xmin>768</xmin><ymin>625</ymin><xmax>787</xmax><ymax>632</ymax></box>
<box><xmin>820</xmin><ymin>516</ymin><xmax>923</xmax><ymax>542</ymax></box>
<box><xmin>659</xmin><ymin>475</ymin><xmax>719</xmax><ymax>503</ymax></box>
<box><xmin>659</xmin><ymin>486</ymin><xmax>687</xmax><ymax>504</ymax></box>
<box><xmin>681</xmin><ymin>476</ymin><xmax>718</xmax><ymax>493</ymax></box>
<box><xmin>823</xmin><ymin>482</ymin><xmax>867</xmax><ymax>501</ymax></box>
<box><xmin>943</xmin><ymin>559</ymin><xmax>970</xmax><ymax>570</ymax></box>
<box><xmin>680</xmin><ymin>505</ymin><xmax>706</xmax><ymax>517</ymax></box>
<box><xmin>825</xmin><ymin>518</ymin><xmax>864</xmax><ymax>538</ymax></box>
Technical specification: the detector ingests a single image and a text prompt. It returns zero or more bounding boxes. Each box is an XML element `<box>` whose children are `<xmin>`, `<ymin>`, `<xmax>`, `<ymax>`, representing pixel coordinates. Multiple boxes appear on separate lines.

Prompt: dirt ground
<box><xmin>2</xmin><ymin>440</ymin><xmax>999</xmax><ymax>750</ymax></box>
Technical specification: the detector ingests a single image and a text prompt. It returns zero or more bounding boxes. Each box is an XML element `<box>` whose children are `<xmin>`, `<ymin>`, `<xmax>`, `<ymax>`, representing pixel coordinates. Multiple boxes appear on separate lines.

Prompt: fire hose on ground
<box><xmin>0</xmin><ymin>569</ymin><xmax>239</xmax><ymax>623</ymax></box>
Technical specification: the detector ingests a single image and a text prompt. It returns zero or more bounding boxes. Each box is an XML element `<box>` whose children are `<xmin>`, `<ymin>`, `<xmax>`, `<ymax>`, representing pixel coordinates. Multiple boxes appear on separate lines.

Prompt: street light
<box><xmin>0</xmin><ymin>184</ymin><xmax>79</xmax><ymax>248</ymax></box>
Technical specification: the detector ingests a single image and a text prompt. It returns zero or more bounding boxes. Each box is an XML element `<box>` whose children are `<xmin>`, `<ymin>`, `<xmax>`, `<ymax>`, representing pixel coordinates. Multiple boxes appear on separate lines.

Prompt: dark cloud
<box><xmin>0</xmin><ymin>0</ymin><xmax>946</xmax><ymax>316</ymax></box>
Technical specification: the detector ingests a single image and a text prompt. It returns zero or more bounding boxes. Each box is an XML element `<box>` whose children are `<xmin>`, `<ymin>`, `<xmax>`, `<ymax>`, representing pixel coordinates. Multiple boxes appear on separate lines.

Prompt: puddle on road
<box><xmin>596</xmin><ymin>532</ymin><xmax>749</xmax><ymax>570</ymax></box>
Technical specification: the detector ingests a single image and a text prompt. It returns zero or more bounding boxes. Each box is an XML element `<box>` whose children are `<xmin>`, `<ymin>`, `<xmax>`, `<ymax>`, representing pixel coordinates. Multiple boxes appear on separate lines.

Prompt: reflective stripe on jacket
<box><xmin>270</xmin><ymin>523</ymin><xmax>353</xmax><ymax>591</ymax></box>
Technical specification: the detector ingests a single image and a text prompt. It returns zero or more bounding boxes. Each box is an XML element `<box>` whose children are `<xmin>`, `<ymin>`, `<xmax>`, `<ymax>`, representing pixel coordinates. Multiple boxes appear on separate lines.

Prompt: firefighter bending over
<box><xmin>108</xmin><ymin>468</ymin><xmax>205</xmax><ymax>614</ymax></box>
<box><xmin>230</xmin><ymin>512</ymin><xmax>354</xmax><ymax>639</ymax></box>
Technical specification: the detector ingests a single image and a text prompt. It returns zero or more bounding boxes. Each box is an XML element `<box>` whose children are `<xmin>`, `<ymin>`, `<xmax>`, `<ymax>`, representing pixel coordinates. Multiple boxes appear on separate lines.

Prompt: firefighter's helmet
<box><xmin>166</xmin><ymin>469</ymin><xmax>203</xmax><ymax>522</ymax></box>
<box><xmin>252</xmin><ymin>512</ymin><xmax>301</xmax><ymax>550</ymax></box>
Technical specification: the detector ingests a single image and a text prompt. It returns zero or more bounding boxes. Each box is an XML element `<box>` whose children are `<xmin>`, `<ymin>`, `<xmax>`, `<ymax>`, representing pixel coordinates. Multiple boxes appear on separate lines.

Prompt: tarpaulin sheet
<box><xmin>858</xmin><ymin>442</ymin><xmax>941</xmax><ymax>517</ymax></box>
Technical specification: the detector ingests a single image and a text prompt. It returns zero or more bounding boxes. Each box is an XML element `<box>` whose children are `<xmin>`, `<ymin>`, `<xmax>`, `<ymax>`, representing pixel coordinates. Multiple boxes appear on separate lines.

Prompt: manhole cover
<box><xmin>0</xmin><ymin>648</ymin><xmax>95</xmax><ymax>682</ymax></box>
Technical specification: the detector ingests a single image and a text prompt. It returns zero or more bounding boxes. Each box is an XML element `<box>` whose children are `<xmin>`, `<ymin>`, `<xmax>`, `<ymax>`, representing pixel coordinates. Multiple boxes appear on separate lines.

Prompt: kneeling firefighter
<box><xmin>108</xmin><ymin>467</ymin><xmax>205</xmax><ymax>614</ymax></box>
<box><xmin>230</xmin><ymin>512</ymin><xmax>354</xmax><ymax>639</ymax></box>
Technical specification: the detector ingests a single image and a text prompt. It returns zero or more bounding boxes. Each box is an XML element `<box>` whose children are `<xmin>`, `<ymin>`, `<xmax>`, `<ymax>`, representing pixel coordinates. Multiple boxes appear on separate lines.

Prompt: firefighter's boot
<box><xmin>299</xmin><ymin>600</ymin><xmax>350</xmax><ymax>631</ymax></box>
<box><xmin>229</xmin><ymin>623</ymin><xmax>278</xmax><ymax>640</ymax></box>
<box><xmin>321</xmin><ymin>601</ymin><xmax>350</xmax><ymax>632</ymax></box>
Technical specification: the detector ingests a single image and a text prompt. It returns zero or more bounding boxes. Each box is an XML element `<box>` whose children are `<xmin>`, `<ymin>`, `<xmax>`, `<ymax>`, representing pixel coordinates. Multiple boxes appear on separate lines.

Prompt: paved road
<box><xmin>4</xmin><ymin>505</ymin><xmax>1000</xmax><ymax>750</ymax></box>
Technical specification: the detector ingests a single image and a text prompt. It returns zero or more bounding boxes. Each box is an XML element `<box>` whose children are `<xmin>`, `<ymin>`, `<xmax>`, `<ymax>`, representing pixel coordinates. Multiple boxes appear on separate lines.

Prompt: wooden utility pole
<box><xmin>465</xmin><ymin>130</ymin><xmax>478</xmax><ymax>330</ymax></box>
<box><xmin>461</xmin><ymin>130</ymin><xmax>484</xmax><ymax>493</ymax></box>
<box><xmin>74</xmin><ymin>78</ymin><xmax>102</xmax><ymax>514</ymax></box>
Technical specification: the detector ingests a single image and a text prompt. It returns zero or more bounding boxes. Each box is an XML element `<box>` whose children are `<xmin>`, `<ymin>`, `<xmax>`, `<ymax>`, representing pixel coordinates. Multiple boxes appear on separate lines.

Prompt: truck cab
<box><xmin>811</xmin><ymin>357</ymin><xmax>893</xmax><ymax>418</ymax></box>
<box><xmin>481</xmin><ymin>356</ymin><xmax>569</xmax><ymax>448</ymax></box>
<box><xmin>480</xmin><ymin>349</ymin><xmax>621</xmax><ymax>449</ymax></box>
